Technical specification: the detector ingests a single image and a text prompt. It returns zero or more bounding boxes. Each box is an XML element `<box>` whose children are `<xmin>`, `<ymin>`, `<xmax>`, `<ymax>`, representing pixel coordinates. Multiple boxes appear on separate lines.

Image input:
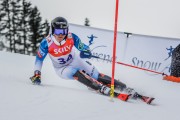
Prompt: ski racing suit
<box><xmin>34</xmin><ymin>32</ymin><xmax>127</xmax><ymax>94</ymax></box>
<box><xmin>34</xmin><ymin>33</ymin><xmax>99</xmax><ymax>80</ymax></box>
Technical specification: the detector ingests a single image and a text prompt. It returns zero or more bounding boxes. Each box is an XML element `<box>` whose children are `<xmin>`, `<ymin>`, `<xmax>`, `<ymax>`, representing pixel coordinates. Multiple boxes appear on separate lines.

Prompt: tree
<box><xmin>0</xmin><ymin>41</ymin><xmax>5</xmax><ymax>51</ymax></box>
<box><xmin>19</xmin><ymin>0</ymin><xmax>32</xmax><ymax>54</ymax></box>
<box><xmin>29</xmin><ymin>6</ymin><xmax>44</xmax><ymax>55</ymax></box>
<box><xmin>84</xmin><ymin>17</ymin><xmax>90</xmax><ymax>26</ymax></box>
<box><xmin>41</xmin><ymin>19</ymin><xmax>49</xmax><ymax>36</ymax></box>
<box><xmin>10</xmin><ymin>0</ymin><xmax>22</xmax><ymax>53</ymax></box>
<box><xmin>1</xmin><ymin>0</ymin><xmax>13</xmax><ymax>52</ymax></box>
<box><xmin>0</xmin><ymin>0</ymin><xmax>49</xmax><ymax>55</ymax></box>
<box><xmin>0</xmin><ymin>0</ymin><xmax>6</xmax><ymax>35</ymax></box>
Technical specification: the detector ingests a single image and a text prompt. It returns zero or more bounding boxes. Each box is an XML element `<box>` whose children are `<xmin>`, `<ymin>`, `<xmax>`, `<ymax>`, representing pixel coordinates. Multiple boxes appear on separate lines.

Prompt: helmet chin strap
<box><xmin>64</xmin><ymin>34</ymin><xmax>68</xmax><ymax>40</ymax></box>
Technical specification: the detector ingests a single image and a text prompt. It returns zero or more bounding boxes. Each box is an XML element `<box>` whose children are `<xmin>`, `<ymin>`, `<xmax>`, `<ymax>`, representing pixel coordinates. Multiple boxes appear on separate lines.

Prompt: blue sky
<box><xmin>28</xmin><ymin>0</ymin><xmax>180</xmax><ymax>39</ymax></box>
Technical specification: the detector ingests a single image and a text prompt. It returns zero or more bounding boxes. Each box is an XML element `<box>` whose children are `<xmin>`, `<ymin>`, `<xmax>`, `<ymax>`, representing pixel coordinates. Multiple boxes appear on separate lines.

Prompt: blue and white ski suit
<box><xmin>34</xmin><ymin>33</ymin><xmax>99</xmax><ymax>80</ymax></box>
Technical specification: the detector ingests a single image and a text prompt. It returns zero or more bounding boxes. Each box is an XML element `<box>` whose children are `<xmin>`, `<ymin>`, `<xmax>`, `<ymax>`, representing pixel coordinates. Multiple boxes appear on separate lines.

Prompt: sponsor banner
<box><xmin>69</xmin><ymin>24</ymin><xmax>180</xmax><ymax>75</ymax></box>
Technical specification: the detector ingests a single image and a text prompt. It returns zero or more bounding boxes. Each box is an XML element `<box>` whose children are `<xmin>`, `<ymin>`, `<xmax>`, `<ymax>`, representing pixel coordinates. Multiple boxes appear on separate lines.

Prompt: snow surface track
<box><xmin>0</xmin><ymin>51</ymin><xmax>180</xmax><ymax>120</ymax></box>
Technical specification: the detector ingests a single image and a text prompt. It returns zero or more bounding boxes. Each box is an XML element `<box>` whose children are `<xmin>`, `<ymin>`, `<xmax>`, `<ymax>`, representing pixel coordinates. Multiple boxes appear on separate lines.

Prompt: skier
<box><xmin>30</xmin><ymin>17</ymin><xmax>154</xmax><ymax>103</ymax></box>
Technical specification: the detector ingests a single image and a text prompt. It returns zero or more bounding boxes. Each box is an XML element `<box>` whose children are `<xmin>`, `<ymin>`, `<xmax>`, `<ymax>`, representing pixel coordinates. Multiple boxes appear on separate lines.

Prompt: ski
<box><xmin>140</xmin><ymin>95</ymin><xmax>155</xmax><ymax>104</ymax></box>
<box><xmin>76</xmin><ymin>70</ymin><xmax>156</xmax><ymax>103</ymax></box>
<box><xmin>115</xmin><ymin>92</ymin><xmax>155</xmax><ymax>104</ymax></box>
<box><xmin>135</xmin><ymin>93</ymin><xmax>155</xmax><ymax>104</ymax></box>
<box><xmin>114</xmin><ymin>92</ymin><xmax>132</xmax><ymax>101</ymax></box>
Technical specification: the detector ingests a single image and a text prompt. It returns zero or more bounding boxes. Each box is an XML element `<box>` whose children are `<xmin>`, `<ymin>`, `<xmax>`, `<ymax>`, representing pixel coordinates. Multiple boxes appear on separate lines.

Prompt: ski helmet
<box><xmin>51</xmin><ymin>17</ymin><xmax>69</xmax><ymax>35</ymax></box>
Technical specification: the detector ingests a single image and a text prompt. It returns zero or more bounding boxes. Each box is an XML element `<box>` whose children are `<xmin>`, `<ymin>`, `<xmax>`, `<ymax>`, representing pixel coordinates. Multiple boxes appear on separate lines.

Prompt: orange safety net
<box><xmin>163</xmin><ymin>75</ymin><xmax>180</xmax><ymax>83</ymax></box>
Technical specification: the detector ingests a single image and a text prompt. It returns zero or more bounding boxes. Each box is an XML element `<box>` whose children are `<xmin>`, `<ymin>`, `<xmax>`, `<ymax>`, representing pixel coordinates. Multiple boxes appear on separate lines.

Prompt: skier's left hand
<box><xmin>30</xmin><ymin>70</ymin><xmax>41</xmax><ymax>85</ymax></box>
<box><xmin>80</xmin><ymin>50</ymin><xmax>92</xmax><ymax>59</ymax></box>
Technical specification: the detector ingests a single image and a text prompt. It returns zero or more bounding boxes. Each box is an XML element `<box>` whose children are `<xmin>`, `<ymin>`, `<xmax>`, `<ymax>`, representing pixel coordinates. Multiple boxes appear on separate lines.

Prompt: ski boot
<box><xmin>97</xmin><ymin>73</ymin><xmax>127</xmax><ymax>91</ymax></box>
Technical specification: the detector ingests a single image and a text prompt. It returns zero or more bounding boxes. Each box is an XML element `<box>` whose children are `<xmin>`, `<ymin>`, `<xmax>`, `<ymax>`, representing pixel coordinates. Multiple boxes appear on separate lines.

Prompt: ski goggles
<box><xmin>54</xmin><ymin>28</ymin><xmax>68</xmax><ymax>35</ymax></box>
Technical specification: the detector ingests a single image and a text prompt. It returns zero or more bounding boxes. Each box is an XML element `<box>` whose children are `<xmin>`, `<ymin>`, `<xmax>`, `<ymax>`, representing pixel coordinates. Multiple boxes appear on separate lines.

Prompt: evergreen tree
<box><xmin>10</xmin><ymin>0</ymin><xmax>22</xmax><ymax>53</ymax></box>
<box><xmin>84</xmin><ymin>17</ymin><xmax>90</xmax><ymax>26</ymax></box>
<box><xmin>0</xmin><ymin>0</ymin><xmax>49</xmax><ymax>55</ymax></box>
<box><xmin>0</xmin><ymin>41</ymin><xmax>5</xmax><ymax>50</ymax></box>
<box><xmin>1</xmin><ymin>0</ymin><xmax>12</xmax><ymax>52</ymax></box>
<box><xmin>29</xmin><ymin>6</ymin><xmax>43</xmax><ymax>55</ymax></box>
<box><xmin>19</xmin><ymin>0</ymin><xmax>32</xmax><ymax>54</ymax></box>
<box><xmin>41</xmin><ymin>19</ymin><xmax>50</xmax><ymax>37</ymax></box>
<box><xmin>0</xmin><ymin>0</ymin><xmax>6</xmax><ymax>36</ymax></box>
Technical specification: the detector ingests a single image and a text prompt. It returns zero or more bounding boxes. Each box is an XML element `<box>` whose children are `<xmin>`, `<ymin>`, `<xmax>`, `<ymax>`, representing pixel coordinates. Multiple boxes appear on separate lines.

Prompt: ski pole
<box><xmin>91</xmin><ymin>55</ymin><xmax>166</xmax><ymax>75</ymax></box>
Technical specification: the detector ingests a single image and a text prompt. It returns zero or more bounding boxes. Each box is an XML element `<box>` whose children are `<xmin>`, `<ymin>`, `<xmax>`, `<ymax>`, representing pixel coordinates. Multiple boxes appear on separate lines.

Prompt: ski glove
<box><xmin>80</xmin><ymin>50</ymin><xmax>92</xmax><ymax>59</ymax></box>
<box><xmin>30</xmin><ymin>70</ymin><xmax>41</xmax><ymax>85</ymax></box>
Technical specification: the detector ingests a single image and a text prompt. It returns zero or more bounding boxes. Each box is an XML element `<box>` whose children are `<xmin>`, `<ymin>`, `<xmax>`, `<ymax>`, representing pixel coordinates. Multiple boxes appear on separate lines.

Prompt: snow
<box><xmin>0</xmin><ymin>51</ymin><xmax>180</xmax><ymax>120</ymax></box>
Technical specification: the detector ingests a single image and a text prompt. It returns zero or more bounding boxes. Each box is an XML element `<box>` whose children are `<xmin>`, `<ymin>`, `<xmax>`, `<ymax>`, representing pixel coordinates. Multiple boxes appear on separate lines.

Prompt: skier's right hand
<box><xmin>30</xmin><ymin>70</ymin><xmax>41</xmax><ymax>85</ymax></box>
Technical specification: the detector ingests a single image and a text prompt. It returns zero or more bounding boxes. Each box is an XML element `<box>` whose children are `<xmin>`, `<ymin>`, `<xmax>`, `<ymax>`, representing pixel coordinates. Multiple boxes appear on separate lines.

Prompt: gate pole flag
<box><xmin>110</xmin><ymin>0</ymin><xmax>119</xmax><ymax>99</ymax></box>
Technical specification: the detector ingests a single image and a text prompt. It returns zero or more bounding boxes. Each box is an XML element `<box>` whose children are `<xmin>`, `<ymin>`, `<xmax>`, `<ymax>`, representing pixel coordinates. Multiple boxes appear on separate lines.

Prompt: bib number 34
<box><xmin>57</xmin><ymin>54</ymin><xmax>73</xmax><ymax>64</ymax></box>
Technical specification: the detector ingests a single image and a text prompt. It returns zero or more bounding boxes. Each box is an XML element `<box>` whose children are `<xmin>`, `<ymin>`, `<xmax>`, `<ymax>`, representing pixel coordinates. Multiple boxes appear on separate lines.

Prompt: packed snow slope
<box><xmin>0</xmin><ymin>51</ymin><xmax>180</xmax><ymax>120</ymax></box>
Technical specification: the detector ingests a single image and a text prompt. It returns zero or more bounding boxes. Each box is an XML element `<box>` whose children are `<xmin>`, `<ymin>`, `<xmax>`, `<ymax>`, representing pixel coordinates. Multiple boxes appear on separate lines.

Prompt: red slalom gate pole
<box><xmin>111</xmin><ymin>0</ymin><xmax>119</xmax><ymax>99</ymax></box>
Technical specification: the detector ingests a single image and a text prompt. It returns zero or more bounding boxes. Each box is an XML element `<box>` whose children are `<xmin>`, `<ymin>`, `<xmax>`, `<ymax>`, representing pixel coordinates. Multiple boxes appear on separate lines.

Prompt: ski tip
<box><xmin>146</xmin><ymin>98</ymin><xmax>155</xmax><ymax>104</ymax></box>
<box><xmin>141</xmin><ymin>95</ymin><xmax>155</xmax><ymax>105</ymax></box>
